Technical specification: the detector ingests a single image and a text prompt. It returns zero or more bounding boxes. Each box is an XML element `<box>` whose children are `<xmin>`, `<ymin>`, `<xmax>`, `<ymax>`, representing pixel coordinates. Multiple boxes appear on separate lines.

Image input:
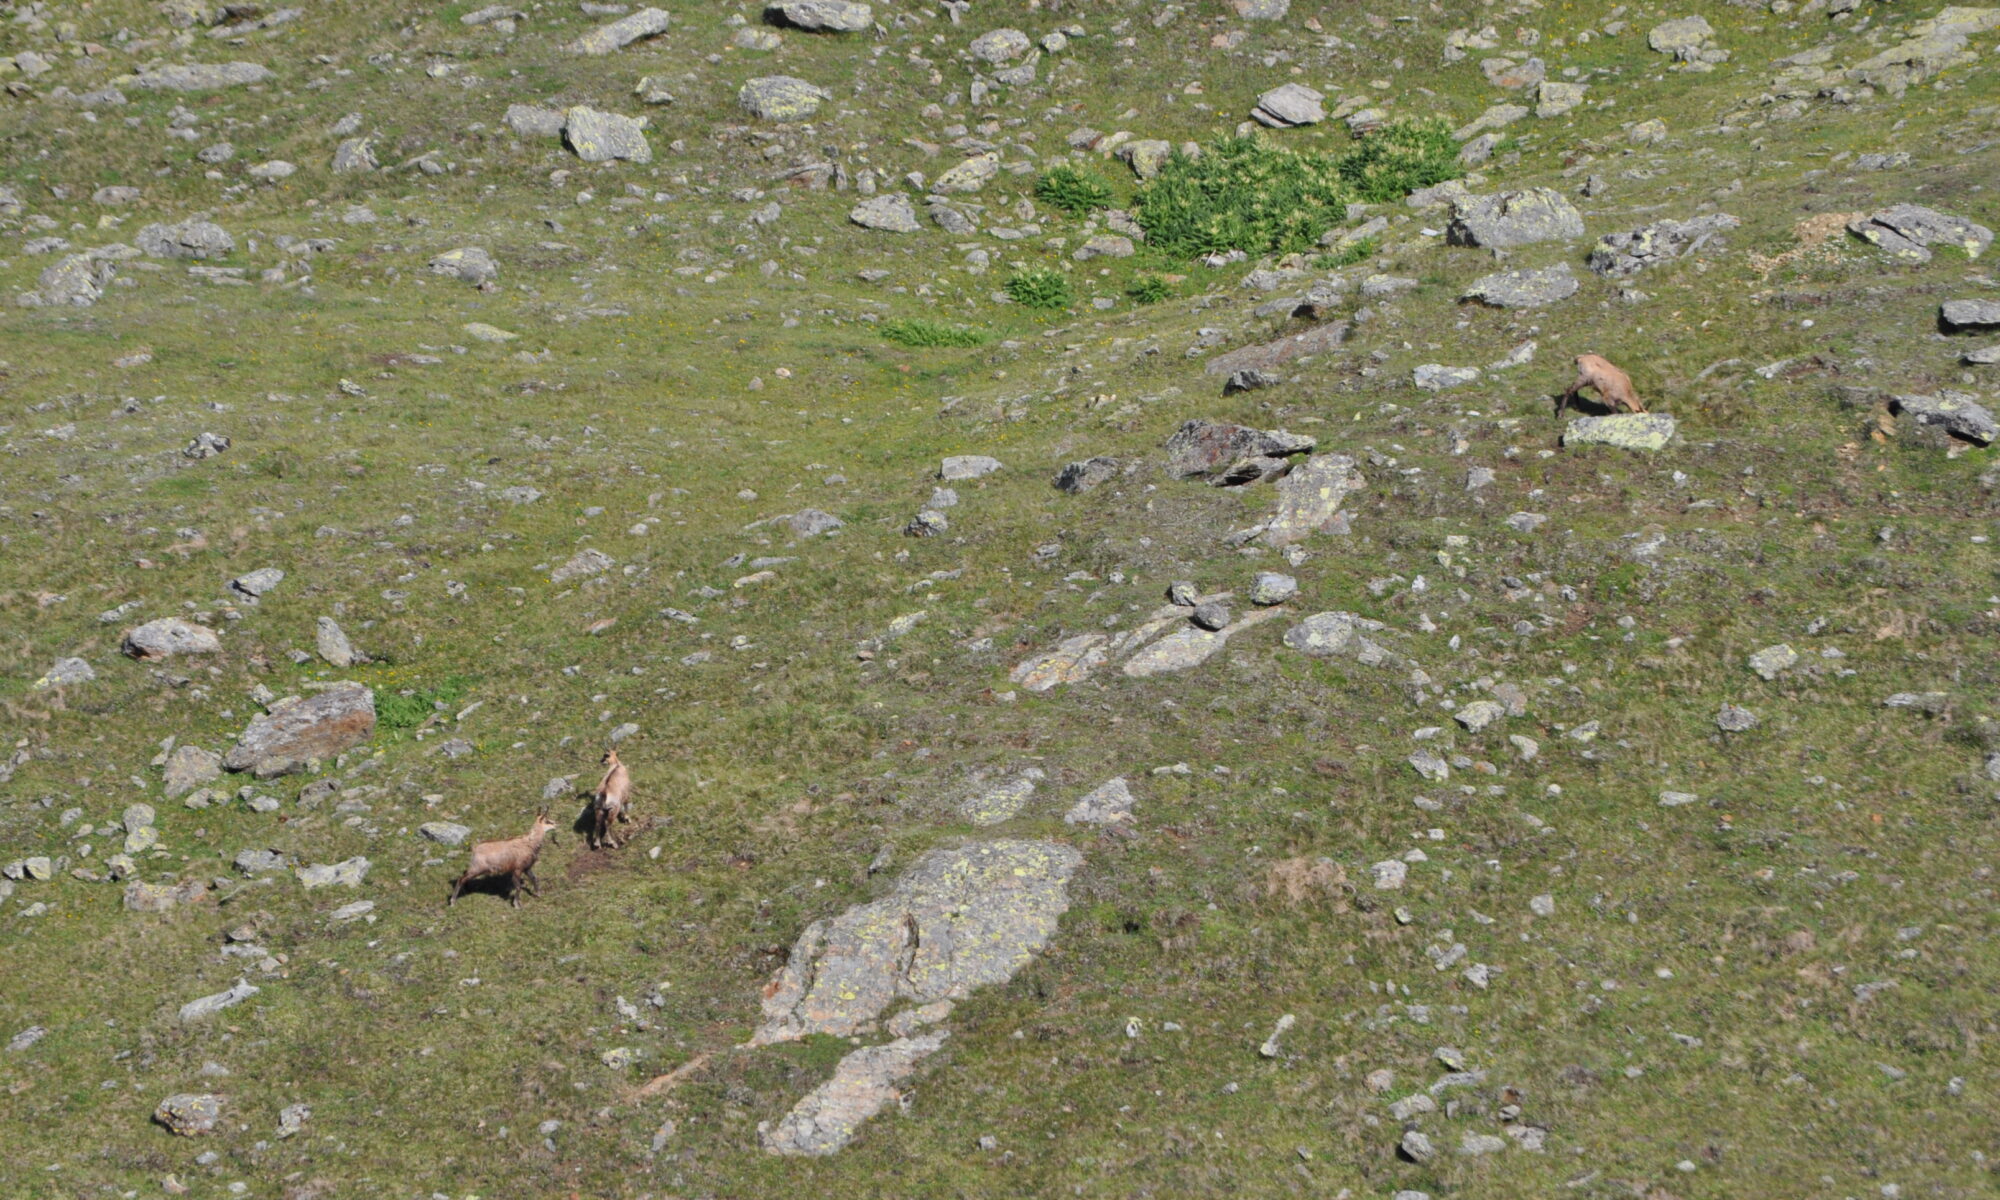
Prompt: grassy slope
<box><xmin>1</xmin><ymin>1</ymin><xmax>1997</xmax><ymax>1197</ymax></box>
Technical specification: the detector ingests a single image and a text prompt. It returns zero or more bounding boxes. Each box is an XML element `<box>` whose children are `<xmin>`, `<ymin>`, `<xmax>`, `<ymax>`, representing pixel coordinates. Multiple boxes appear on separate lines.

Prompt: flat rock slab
<box><xmin>960</xmin><ymin>775</ymin><xmax>1039</xmax><ymax>825</ymax></box>
<box><xmin>179</xmin><ymin>979</ymin><xmax>258</xmax><ymax>1023</ymax></box>
<box><xmin>123</xmin><ymin>878</ymin><xmax>209</xmax><ymax>913</ymax></box>
<box><xmin>1892</xmin><ymin>391</ymin><xmax>1997</xmax><ymax>444</ymax></box>
<box><xmin>125</xmin><ymin>63</ymin><xmax>272</xmax><ymax>90</ymax></box>
<box><xmin>1260</xmin><ymin>454</ymin><xmax>1366</xmax><ymax>546</ymax></box>
<box><xmin>762</xmin><ymin>1033</ymin><xmax>947</xmax><ymax>1156</ymax></box>
<box><xmin>564</xmin><ymin>107</ymin><xmax>651</xmax><ymax>164</ymax></box>
<box><xmin>1941</xmin><ymin>300</ymin><xmax>2000</xmax><ymax>330</ymax></box>
<box><xmin>1462</xmin><ymin>263</ymin><xmax>1578</xmax><ymax>308</ymax></box>
<box><xmin>1446</xmin><ymin>187</ymin><xmax>1584</xmax><ymax>248</ymax></box>
<box><xmin>768</xmin><ymin>1</ymin><xmax>873</xmax><ymax>32</ymax></box>
<box><xmin>1010</xmin><ymin>633</ymin><xmax>1109</xmax><ymax>692</ymax></box>
<box><xmin>137</xmin><ymin>219</ymin><xmax>234</xmax><ymax>260</ymax></box>
<box><xmin>850</xmin><ymin>193</ymin><xmax>921</xmax><ymax>232</ymax></box>
<box><xmin>940</xmin><ymin>454</ymin><xmax>1003</xmax><ymax>480</ymax></box>
<box><xmin>1122</xmin><ymin>607</ymin><xmax>1284</xmax><ymax>677</ymax></box>
<box><xmin>225</xmin><ymin>685</ymin><xmax>375</xmax><ymax>777</ymax></box>
<box><xmin>1204</xmin><ymin>322</ymin><xmax>1350</xmax><ymax>377</ymax></box>
<box><xmin>1563</xmin><ymin>413</ymin><xmax>1678</xmax><ymax>451</ymax></box>
<box><xmin>749</xmin><ymin>839</ymin><xmax>1083</xmax><ymax>1045</ymax></box>
<box><xmin>1253</xmin><ymin>83</ymin><xmax>1325</xmax><ymax>127</ymax></box>
<box><xmin>297</xmin><ymin>857</ymin><xmax>370</xmax><ymax>889</ymax></box>
<box><xmin>566</xmin><ymin>6</ymin><xmax>670</xmax><ymax>54</ymax></box>
<box><xmin>1163</xmin><ymin>419</ymin><xmax>1314</xmax><ymax>484</ymax></box>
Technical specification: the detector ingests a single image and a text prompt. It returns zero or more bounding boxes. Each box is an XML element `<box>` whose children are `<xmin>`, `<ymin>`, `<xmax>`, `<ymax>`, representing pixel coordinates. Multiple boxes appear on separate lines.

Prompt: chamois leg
<box><xmin>448</xmin><ymin>872</ymin><xmax>470</xmax><ymax>907</ymax></box>
<box><xmin>522</xmin><ymin>866</ymin><xmax>541</xmax><ymax>896</ymax></box>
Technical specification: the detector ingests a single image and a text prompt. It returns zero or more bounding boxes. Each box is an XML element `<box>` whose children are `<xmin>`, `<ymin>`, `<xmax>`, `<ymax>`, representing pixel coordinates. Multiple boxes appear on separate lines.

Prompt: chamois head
<box><xmin>601</xmin><ymin>748</ymin><xmax>622</xmax><ymax>768</ymax></box>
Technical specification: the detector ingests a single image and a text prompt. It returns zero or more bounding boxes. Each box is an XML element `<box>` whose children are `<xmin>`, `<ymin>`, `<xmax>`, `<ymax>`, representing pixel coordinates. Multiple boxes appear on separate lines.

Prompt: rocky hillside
<box><xmin>2</xmin><ymin>0</ymin><xmax>1998</xmax><ymax>1196</ymax></box>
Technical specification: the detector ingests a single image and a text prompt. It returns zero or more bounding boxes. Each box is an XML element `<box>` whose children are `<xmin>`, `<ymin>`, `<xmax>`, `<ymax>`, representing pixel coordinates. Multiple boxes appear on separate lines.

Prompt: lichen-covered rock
<box><xmin>1748</xmin><ymin>644</ymin><xmax>1799</xmax><ymax>680</ymax></box>
<box><xmin>1203</xmin><ymin>322</ymin><xmax>1350</xmax><ymax>377</ymax></box>
<box><xmin>164</xmin><ymin>745</ymin><xmax>222</xmax><ymax>799</ymax></box>
<box><xmin>224</xmin><ymin>684</ymin><xmax>376</xmax><ymax>777</ymax></box>
<box><xmin>969</xmin><ymin>28</ymin><xmax>1032</xmax><ymax>63</ymax></box>
<box><xmin>1259</xmin><ymin>453</ymin><xmax>1366</xmax><ymax>546</ymax></box>
<box><xmin>566</xmin><ymin>6</ymin><xmax>671</xmax><ymax>54</ymax></box>
<box><xmin>1010</xmin><ymin>633</ymin><xmax>1109</xmax><ymax>691</ymax></box>
<box><xmin>1064</xmin><ymin>777</ymin><xmax>1136</xmax><ymax>826</ymax></box>
<box><xmin>849</xmin><ymin>193</ymin><xmax>921</xmax><ymax>233</ymax></box>
<box><xmin>330</xmin><ymin>137</ymin><xmax>377</xmax><ymax>174</ymax></box>
<box><xmin>1536</xmin><ymin>80</ymin><xmax>1586</xmax><ymax>117</ymax></box>
<box><xmin>297</xmin><ymin>856</ymin><xmax>370</xmax><ymax>889</ymax></box>
<box><xmin>1587</xmin><ymin>214</ymin><xmax>1740</xmax><ymax>277</ymax></box>
<box><xmin>768</xmin><ymin>1</ymin><xmax>873</xmax><ymax>33</ymax></box>
<box><xmin>739</xmin><ymin>76</ymin><xmax>831</xmax><ymax>122</ymax></box>
<box><xmin>563</xmin><ymin>107</ymin><xmax>651</xmax><ymax>164</ymax></box>
<box><xmin>1847</xmin><ymin>204</ymin><xmax>1993</xmax><ymax>264</ymax></box>
<box><xmin>1647</xmin><ymin>16</ymin><xmax>1715</xmax><ymax>57</ymax></box>
<box><xmin>1122</xmin><ymin>607</ymin><xmax>1283</xmax><ymax>677</ymax></box>
<box><xmin>960</xmin><ymin>774</ymin><xmax>1039</xmax><ymax>825</ymax></box>
<box><xmin>748</xmin><ymin>839</ymin><xmax>1083</xmax><ymax>1045</ymax></box>
<box><xmin>136</xmin><ymin>219</ymin><xmax>234</xmax><ymax>260</ymax></box>
<box><xmin>1847</xmin><ymin>6</ymin><xmax>2000</xmax><ymax>94</ymax></box>
<box><xmin>1461</xmin><ymin>263</ymin><xmax>1578</xmax><ymax>308</ymax></box>
<box><xmin>1446</xmin><ymin>187</ymin><xmax>1585</xmax><ymax>248</ymax></box>
<box><xmin>31</xmin><ymin>254</ymin><xmax>115</xmax><ymax>306</ymax></box>
<box><xmin>933</xmin><ymin>152</ymin><xmax>1000</xmax><ymax>194</ymax></box>
<box><xmin>123</xmin><ymin>878</ymin><xmax>210</xmax><ymax>913</ymax></box>
<box><xmin>155</xmin><ymin>1093</ymin><xmax>222</xmax><ymax>1135</ymax></box>
<box><xmin>123</xmin><ymin>618</ymin><xmax>221</xmax><ymax>660</ymax></box>
<box><xmin>428</xmin><ymin>247</ymin><xmax>497</xmax><ymax>285</ymax></box>
<box><xmin>1891</xmin><ymin>392</ymin><xmax>1996</xmax><ymax>445</ymax></box>
<box><xmin>761</xmin><ymin>1033</ymin><xmax>947</xmax><ymax>1156</ymax></box>
<box><xmin>1283</xmin><ymin>612</ymin><xmax>1404</xmax><ymax>667</ymax></box>
<box><xmin>34</xmin><ymin>657</ymin><xmax>95</xmax><ymax>689</ymax></box>
<box><xmin>1563</xmin><ymin>413</ymin><xmax>1677</xmax><ymax>451</ymax></box>
<box><xmin>125</xmin><ymin>63</ymin><xmax>273</xmax><ymax>91</ymax></box>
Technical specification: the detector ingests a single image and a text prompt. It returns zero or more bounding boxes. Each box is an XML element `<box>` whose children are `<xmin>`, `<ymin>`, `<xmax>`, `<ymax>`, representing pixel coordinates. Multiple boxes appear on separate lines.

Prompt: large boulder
<box><xmin>1163</xmin><ymin>419</ymin><xmax>1315</xmax><ymax>485</ymax></box>
<box><xmin>849</xmin><ymin>193</ymin><xmax>921</xmax><ymax>233</ymax></box>
<box><xmin>1587</xmin><ymin>214</ymin><xmax>1740</xmax><ymax>277</ymax></box>
<box><xmin>136</xmin><ymin>219</ymin><xmax>234</xmax><ymax>260</ymax></box>
<box><xmin>1253</xmin><ymin>83</ymin><xmax>1325</xmax><ymax>128</ymax></box>
<box><xmin>1461</xmin><ymin>263</ymin><xmax>1578</xmax><ymax>308</ymax></box>
<box><xmin>1847</xmin><ymin>204</ymin><xmax>1993</xmax><ymax>264</ymax></box>
<box><xmin>748</xmin><ymin>839</ymin><xmax>1083</xmax><ymax>1045</ymax></box>
<box><xmin>1941</xmin><ymin>300</ymin><xmax>2000</xmax><ymax>330</ymax></box>
<box><xmin>224</xmin><ymin>684</ymin><xmax>376</xmax><ymax>777</ymax></box>
<box><xmin>1446</xmin><ymin>187</ymin><xmax>1585</xmax><ymax>248</ymax></box>
<box><xmin>739</xmin><ymin>76</ymin><xmax>831</xmax><ymax>122</ymax></box>
<box><xmin>123</xmin><ymin>618</ymin><xmax>221</xmax><ymax>660</ymax></box>
<box><xmin>1259</xmin><ymin>453</ymin><xmax>1367</xmax><ymax>546</ymax></box>
<box><xmin>563</xmin><ymin>107</ymin><xmax>651</xmax><ymax>163</ymax></box>
<box><xmin>566</xmin><ymin>6</ymin><xmax>670</xmax><ymax>54</ymax></box>
<box><xmin>768</xmin><ymin>1</ymin><xmax>872</xmax><ymax>32</ymax></box>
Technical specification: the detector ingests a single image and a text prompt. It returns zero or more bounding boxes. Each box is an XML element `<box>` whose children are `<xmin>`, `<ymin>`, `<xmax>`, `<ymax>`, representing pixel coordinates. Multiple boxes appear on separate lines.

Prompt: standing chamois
<box><xmin>589</xmin><ymin>748</ymin><xmax>634</xmax><ymax>851</ymax></box>
<box><xmin>447</xmin><ymin>811</ymin><xmax>557</xmax><ymax>908</ymax></box>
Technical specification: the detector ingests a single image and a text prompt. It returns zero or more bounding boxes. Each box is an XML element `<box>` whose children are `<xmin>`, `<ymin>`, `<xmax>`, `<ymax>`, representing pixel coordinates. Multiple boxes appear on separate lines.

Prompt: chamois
<box><xmin>447</xmin><ymin>811</ymin><xmax>557</xmax><ymax>908</ymax></box>
<box><xmin>589</xmin><ymin>748</ymin><xmax>634</xmax><ymax>851</ymax></box>
<box><xmin>1559</xmin><ymin>353</ymin><xmax>1647</xmax><ymax>416</ymax></box>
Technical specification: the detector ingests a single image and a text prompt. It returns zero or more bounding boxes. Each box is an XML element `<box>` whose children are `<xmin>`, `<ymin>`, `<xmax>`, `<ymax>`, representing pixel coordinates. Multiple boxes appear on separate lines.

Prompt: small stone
<box><xmin>419</xmin><ymin>822</ymin><xmax>472</xmax><ymax>846</ymax></box>
<box><xmin>1053</xmin><ymin>456</ymin><xmax>1120</xmax><ymax>494</ymax></box>
<box><xmin>1399</xmin><ymin>1129</ymin><xmax>1437</xmax><ymax>1164</ymax></box>
<box><xmin>1716</xmin><ymin>704</ymin><xmax>1759</xmax><ymax>733</ymax></box>
<box><xmin>849</xmin><ymin>193</ymin><xmax>922</xmax><ymax>233</ymax></box>
<box><xmin>124</xmin><ymin>618</ymin><xmax>221</xmax><ymax>661</ymax></box>
<box><xmin>1748</xmin><ymin>644</ymin><xmax>1798</xmax><ymax>680</ymax></box>
<box><xmin>1064</xmin><ymin>777</ymin><xmax>1137</xmax><ymax>826</ymax></box>
<box><xmin>941</xmin><ymin>455</ymin><xmax>1003</xmax><ymax>480</ymax></box>
<box><xmin>1371</xmin><ymin>860</ymin><xmax>1408</xmax><ymax>890</ymax></box>
<box><xmin>155</xmin><ymin>1094</ymin><xmax>222</xmax><ymax>1136</ymax></box>
<box><xmin>1454</xmin><ymin>700</ymin><xmax>1505</xmax><ymax>733</ymax></box>
<box><xmin>1191</xmin><ymin>601</ymin><xmax>1231</xmax><ymax>631</ymax></box>
<box><xmin>1248</xmin><ymin>573</ymin><xmax>1298</xmax><ymax>606</ymax></box>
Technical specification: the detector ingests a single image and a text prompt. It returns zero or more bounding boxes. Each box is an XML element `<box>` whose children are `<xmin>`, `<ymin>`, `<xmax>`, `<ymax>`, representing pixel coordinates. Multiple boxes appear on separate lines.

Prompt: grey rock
<box><xmin>940</xmin><ymin>454</ymin><xmax>1003</xmax><ymax>480</ymax></box>
<box><xmin>1009</xmin><ymin>633</ymin><xmax>1108</xmax><ymax>691</ymax></box>
<box><xmin>1748</xmin><ymin>644</ymin><xmax>1799</xmax><ymax>680</ymax></box>
<box><xmin>904</xmin><ymin>510</ymin><xmax>949</xmax><ymax>537</ymax></box>
<box><xmin>1941</xmin><ymin>300</ymin><xmax>2000</xmax><ymax>330</ymax></box>
<box><xmin>1260</xmin><ymin>454</ymin><xmax>1367</xmax><ymax>546</ymax></box>
<box><xmin>1053</xmin><ymin>457</ymin><xmax>1120</xmax><ymax>494</ymax></box>
<box><xmin>1848</xmin><ymin>205</ymin><xmax>1993</xmax><ymax>264</ymax></box>
<box><xmin>1122</xmin><ymin>608</ymin><xmax>1285</xmax><ymax>677</ymax></box>
<box><xmin>1454</xmin><ymin>700</ymin><xmax>1506</xmax><ymax>733</ymax></box>
<box><xmin>787</xmin><ymin>509</ymin><xmax>845</xmax><ymax>537</ymax></box>
<box><xmin>331</xmin><ymin>137</ymin><xmax>377</xmax><ymax>174</ymax></box>
<box><xmin>428</xmin><ymin>247</ymin><xmax>498</xmax><ymax>285</ymax></box>
<box><xmin>1587</xmin><ymin>214</ymin><xmax>1740</xmax><ymax>277</ymax></box>
<box><xmin>164</xmin><ymin>745</ymin><xmax>223</xmax><ymax>799</ymax></box>
<box><xmin>30</xmin><ymin>255</ymin><xmax>115</xmax><ymax>306</ymax></box>
<box><xmin>1073</xmin><ymin>234</ymin><xmax>1135</xmax><ymax>260</ymax></box>
<box><xmin>749</xmin><ymin>839</ymin><xmax>1084</xmax><ymax>1045</ymax></box>
<box><xmin>185</xmin><ymin>431</ymin><xmax>232</xmax><ymax>459</ymax></box>
<box><xmin>1253</xmin><ymin>83</ymin><xmax>1325</xmax><ymax>128</ymax></box>
<box><xmin>969</xmin><ymin>28</ymin><xmax>1032</xmax><ymax>63</ymax></box>
<box><xmin>1400</xmin><ymin>1129</ymin><xmax>1437</xmax><ymax>1164</ymax></box>
<box><xmin>1163</xmin><ymin>419</ymin><xmax>1315</xmax><ymax>484</ymax></box>
<box><xmin>1282</xmin><ymin>612</ymin><xmax>1402</xmax><ymax>667</ymax></box>
<box><xmin>179</xmin><ymin>979</ymin><xmax>258</xmax><ymax>1023</ymax></box>
<box><xmin>34</xmin><ymin>657</ymin><xmax>95</xmax><ymax>689</ymax></box>
<box><xmin>1846</xmin><ymin>6</ymin><xmax>2000</xmax><ymax>94</ymax></box>
<box><xmin>1414</xmin><ymin>364</ymin><xmax>1481</xmax><ymax>392</ymax></box>
<box><xmin>1891</xmin><ymin>392</ymin><xmax>1996</xmax><ymax>445</ymax></box>
<box><xmin>155</xmin><ymin>1093</ymin><xmax>222</xmax><ymax>1136</ymax></box>
<box><xmin>1249</xmin><ymin>572</ymin><xmax>1298</xmax><ymax>606</ymax></box>
<box><xmin>769</xmin><ymin>1</ymin><xmax>873</xmax><ymax>32</ymax></box>
<box><xmin>849</xmin><ymin>193</ymin><xmax>921</xmax><ymax>233</ymax></box>
<box><xmin>762</xmin><ymin>1033</ymin><xmax>948</xmax><ymax>1156</ymax></box>
<box><xmin>739</xmin><ymin>76</ymin><xmax>831</xmax><ymax>122</ymax></box>
<box><xmin>1204</xmin><ymin>322</ymin><xmax>1351</xmax><ymax>377</ymax></box>
<box><xmin>551</xmin><ymin>548</ymin><xmax>614</xmax><ymax>583</ymax></box>
<box><xmin>1224</xmin><ymin>368</ymin><xmax>1282</xmax><ymax>394</ymax></box>
<box><xmin>1962</xmin><ymin>345</ymin><xmax>2000</xmax><ymax>365</ymax></box>
<box><xmin>124</xmin><ymin>618</ymin><xmax>221</xmax><ymax>660</ymax></box>
<box><xmin>1446</xmin><ymin>187</ymin><xmax>1585</xmax><ymax>248</ymax></box>
<box><xmin>1064</xmin><ymin>777</ymin><xmax>1136</xmax><ymax>826</ymax></box>
<box><xmin>1481</xmin><ymin>56</ymin><xmax>1546</xmax><ymax>89</ymax></box>
<box><xmin>566</xmin><ymin>6</ymin><xmax>671</xmax><ymax>54</ymax></box>
<box><xmin>564</xmin><ymin>107</ymin><xmax>651</xmax><ymax>164</ymax></box>
<box><xmin>1462</xmin><ymin>263</ymin><xmax>1578</xmax><ymax>308</ymax></box>
<box><xmin>1232</xmin><ymin>0</ymin><xmax>1291</xmax><ymax>17</ymax></box>
<box><xmin>1716</xmin><ymin>704</ymin><xmax>1759</xmax><ymax>733</ymax></box>
<box><xmin>504</xmin><ymin>104</ymin><xmax>566</xmax><ymax>138</ymax></box>
<box><xmin>315</xmin><ymin>616</ymin><xmax>358</xmax><ymax>667</ymax></box>
<box><xmin>934</xmin><ymin>152</ymin><xmax>1000</xmax><ymax>193</ymax></box>
<box><xmin>8</xmin><ymin>1026</ymin><xmax>47</xmax><ymax>1052</ymax></box>
<box><xmin>1192</xmin><ymin>601</ymin><xmax>1231</xmax><ymax>631</ymax></box>
<box><xmin>137</xmin><ymin>219</ymin><xmax>234</xmax><ymax>260</ymax></box>
<box><xmin>233</xmin><ymin>848</ymin><xmax>286</xmax><ymax>875</ymax></box>
<box><xmin>126</xmin><ymin>63</ymin><xmax>273</xmax><ymax>91</ymax></box>
<box><xmin>296</xmin><ymin>856</ymin><xmax>370</xmax><ymax>889</ymax></box>
<box><xmin>224</xmin><ymin>684</ymin><xmax>376</xmax><ymax>777</ymax></box>
<box><xmin>124</xmin><ymin>878</ymin><xmax>210</xmax><ymax>912</ymax></box>
<box><xmin>196</xmin><ymin>142</ymin><xmax>235</xmax><ymax>164</ymax></box>
<box><xmin>228</xmin><ymin>567</ymin><xmax>284</xmax><ymax>599</ymax></box>
<box><xmin>1536</xmin><ymin>80</ymin><xmax>1586</xmax><ymax>117</ymax></box>
<box><xmin>1562</xmin><ymin>413</ymin><xmax>1678</xmax><ymax>451</ymax></box>
<box><xmin>1648</xmin><ymin>16</ymin><xmax>1715</xmax><ymax>58</ymax></box>
<box><xmin>960</xmin><ymin>775</ymin><xmax>1039</xmax><ymax>825</ymax></box>
<box><xmin>276</xmin><ymin>1103</ymin><xmax>311</xmax><ymax>1139</ymax></box>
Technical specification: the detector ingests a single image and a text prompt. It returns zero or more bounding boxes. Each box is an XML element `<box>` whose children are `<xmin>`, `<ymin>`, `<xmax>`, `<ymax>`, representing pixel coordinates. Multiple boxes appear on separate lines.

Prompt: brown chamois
<box><xmin>1559</xmin><ymin>353</ymin><xmax>1647</xmax><ymax>416</ymax></box>
<box><xmin>447</xmin><ymin>811</ymin><xmax>557</xmax><ymax>908</ymax></box>
<box><xmin>589</xmin><ymin>748</ymin><xmax>634</xmax><ymax>851</ymax></box>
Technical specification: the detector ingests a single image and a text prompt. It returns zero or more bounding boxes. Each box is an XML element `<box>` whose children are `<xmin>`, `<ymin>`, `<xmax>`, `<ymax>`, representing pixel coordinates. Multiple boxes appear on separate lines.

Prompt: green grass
<box><xmin>880</xmin><ymin>318</ymin><xmax>992</xmax><ymax>348</ymax></box>
<box><xmin>374</xmin><ymin>675</ymin><xmax>476</xmax><ymax>730</ymax></box>
<box><xmin>1005</xmin><ymin>267</ymin><xmax>1074</xmax><ymax>310</ymax></box>
<box><xmin>1034</xmin><ymin>164</ymin><xmax>1117</xmax><ymax>216</ymax></box>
